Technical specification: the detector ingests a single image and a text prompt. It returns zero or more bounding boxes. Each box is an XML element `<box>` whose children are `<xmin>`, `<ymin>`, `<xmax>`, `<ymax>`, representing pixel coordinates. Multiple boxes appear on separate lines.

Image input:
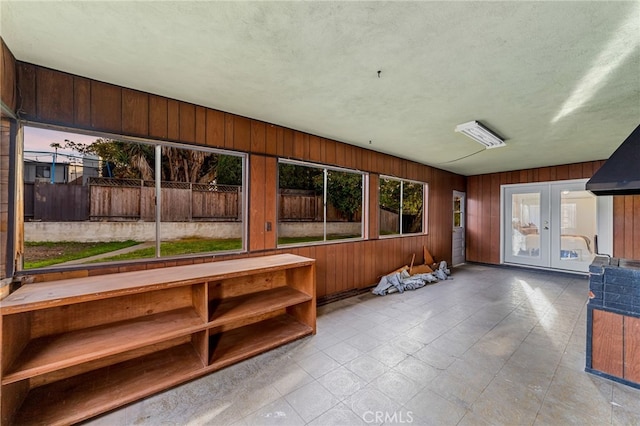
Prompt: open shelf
<box><xmin>209</xmin><ymin>286</ymin><xmax>312</xmax><ymax>329</ymax></box>
<box><xmin>2</xmin><ymin>307</ymin><xmax>204</xmax><ymax>384</ymax></box>
<box><xmin>12</xmin><ymin>342</ymin><xmax>205</xmax><ymax>426</ymax></box>
<box><xmin>209</xmin><ymin>314</ymin><xmax>313</xmax><ymax>370</ymax></box>
<box><xmin>1</xmin><ymin>254</ymin><xmax>315</xmax><ymax>425</ymax></box>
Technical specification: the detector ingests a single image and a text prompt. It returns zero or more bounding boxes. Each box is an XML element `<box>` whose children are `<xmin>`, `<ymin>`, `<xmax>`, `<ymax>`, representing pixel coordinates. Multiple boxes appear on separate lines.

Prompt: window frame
<box><xmin>378</xmin><ymin>175</ymin><xmax>428</xmax><ymax>238</ymax></box>
<box><xmin>20</xmin><ymin>122</ymin><xmax>248</xmax><ymax>271</ymax></box>
<box><xmin>276</xmin><ymin>158</ymin><xmax>368</xmax><ymax>247</ymax></box>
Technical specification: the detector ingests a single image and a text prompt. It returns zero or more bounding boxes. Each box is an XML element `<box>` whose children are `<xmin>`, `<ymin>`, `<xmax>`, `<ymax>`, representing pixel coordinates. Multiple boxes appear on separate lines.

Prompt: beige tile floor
<box><xmin>87</xmin><ymin>263</ymin><xmax>640</xmax><ymax>425</ymax></box>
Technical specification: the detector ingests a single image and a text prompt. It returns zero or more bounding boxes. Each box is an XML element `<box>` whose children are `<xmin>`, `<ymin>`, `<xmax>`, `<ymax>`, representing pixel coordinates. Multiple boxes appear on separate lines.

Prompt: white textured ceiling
<box><xmin>1</xmin><ymin>1</ymin><xmax>639</xmax><ymax>176</ymax></box>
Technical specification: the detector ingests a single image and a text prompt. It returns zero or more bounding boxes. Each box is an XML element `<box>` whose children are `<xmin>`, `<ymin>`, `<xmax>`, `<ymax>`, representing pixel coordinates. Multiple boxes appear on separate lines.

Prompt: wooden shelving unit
<box><xmin>0</xmin><ymin>254</ymin><xmax>315</xmax><ymax>425</ymax></box>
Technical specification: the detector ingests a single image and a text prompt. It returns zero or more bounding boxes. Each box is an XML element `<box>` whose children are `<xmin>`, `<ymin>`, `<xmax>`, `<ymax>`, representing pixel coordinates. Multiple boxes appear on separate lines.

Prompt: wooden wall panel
<box><xmin>167</xmin><ymin>99</ymin><xmax>179</xmax><ymax>141</ymax></box>
<box><xmin>233</xmin><ymin>116</ymin><xmax>251</xmax><ymax>152</ymax></box>
<box><xmin>148</xmin><ymin>95</ymin><xmax>168</xmax><ymax>139</ymax></box>
<box><xmin>249</xmin><ymin>154</ymin><xmax>266</xmax><ymax>252</ymax></box>
<box><xmin>265</xmin><ymin>124</ymin><xmax>278</xmax><ymax>156</ymax></box>
<box><xmin>624</xmin><ymin>316</ymin><xmax>640</xmax><ymax>383</ymax></box>
<box><xmin>224</xmin><ymin>113</ymin><xmax>234</xmax><ymax>150</ymax></box>
<box><xmin>1</xmin><ymin>38</ymin><xmax>17</xmax><ymax>113</ymax></box>
<box><xmin>251</xmin><ymin>121</ymin><xmax>266</xmax><ymax>154</ymax></box>
<box><xmin>90</xmin><ymin>81</ymin><xmax>121</xmax><ymax>132</ymax></box>
<box><xmin>264</xmin><ymin>157</ymin><xmax>277</xmax><ymax>249</ymax></box>
<box><xmin>466</xmin><ymin>176</ymin><xmax>480</xmax><ymax>261</ymax></box>
<box><xmin>16</xmin><ymin>63</ymin><xmax>36</xmax><ymax>119</ymax></box>
<box><xmin>178</xmin><ymin>103</ymin><xmax>195</xmax><ymax>143</ymax></box>
<box><xmin>279</xmin><ymin>129</ymin><xmax>293</xmax><ymax>158</ymax></box>
<box><xmin>334</xmin><ymin>142</ymin><xmax>345</xmax><ymax>169</ymax></box>
<box><xmin>592</xmin><ymin>309</ymin><xmax>623</xmax><ymax>377</ymax></box>
<box><xmin>37</xmin><ymin>68</ymin><xmax>74</xmax><ymax>125</ymax></box>
<box><xmin>275</xmin><ymin>128</ymin><xmax>285</xmax><ymax>157</ymax></box>
<box><xmin>73</xmin><ymin>77</ymin><xmax>91</xmax><ymax>128</ymax></box>
<box><xmin>324</xmin><ymin>139</ymin><xmax>336</xmax><ymax>165</ymax></box>
<box><xmin>195</xmin><ymin>106</ymin><xmax>206</xmax><ymax>146</ymax></box>
<box><xmin>292</xmin><ymin>131</ymin><xmax>306</xmax><ymax>159</ymax></box>
<box><xmin>489</xmin><ymin>173</ymin><xmax>501</xmax><ymax>261</ymax></box>
<box><xmin>121</xmin><ymin>89</ymin><xmax>148</xmax><ymax>137</ymax></box>
<box><xmin>205</xmin><ymin>109</ymin><xmax>224</xmax><ymax>148</ymax></box>
<box><xmin>0</xmin><ymin>118</ymin><xmax>10</xmax><ymax>280</ymax></box>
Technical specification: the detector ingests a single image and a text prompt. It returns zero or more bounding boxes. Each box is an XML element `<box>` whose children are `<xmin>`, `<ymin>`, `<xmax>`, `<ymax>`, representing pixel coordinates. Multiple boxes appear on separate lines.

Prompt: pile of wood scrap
<box><xmin>371</xmin><ymin>246</ymin><xmax>451</xmax><ymax>296</ymax></box>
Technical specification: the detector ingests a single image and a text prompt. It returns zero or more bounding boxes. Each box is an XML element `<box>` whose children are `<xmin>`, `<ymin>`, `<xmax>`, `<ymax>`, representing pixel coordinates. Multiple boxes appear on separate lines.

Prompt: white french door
<box><xmin>504</xmin><ymin>184</ymin><xmax>551</xmax><ymax>268</ymax></box>
<box><xmin>502</xmin><ymin>179</ymin><xmax>612</xmax><ymax>273</ymax></box>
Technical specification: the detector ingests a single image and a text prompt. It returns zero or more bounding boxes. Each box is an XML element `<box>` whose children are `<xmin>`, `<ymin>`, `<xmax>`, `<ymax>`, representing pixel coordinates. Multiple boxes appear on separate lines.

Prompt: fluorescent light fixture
<box><xmin>455</xmin><ymin>121</ymin><xmax>505</xmax><ymax>149</ymax></box>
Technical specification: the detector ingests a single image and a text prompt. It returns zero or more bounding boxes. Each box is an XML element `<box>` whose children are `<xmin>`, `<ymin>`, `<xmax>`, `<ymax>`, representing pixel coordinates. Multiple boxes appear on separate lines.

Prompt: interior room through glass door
<box><xmin>503</xmin><ymin>184</ymin><xmax>550</xmax><ymax>268</ymax></box>
<box><xmin>503</xmin><ymin>179</ymin><xmax>608</xmax><ymax>273</ymax></box>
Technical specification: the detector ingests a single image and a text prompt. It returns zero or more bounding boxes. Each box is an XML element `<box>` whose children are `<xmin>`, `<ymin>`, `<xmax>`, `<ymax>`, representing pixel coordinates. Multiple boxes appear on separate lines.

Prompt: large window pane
<box><xmin>159</xmin><ymin>146</ymin><xmax>243</xmax><ymax>257</ymax></box>
<box><xmin>379</xmin><ymin>177</ymin><xmax>426</xmax><ymax>237</ymax></box>
<box><xmin>379</xmin><ymin>178</ymin><xmax>401</xmax><ymax>235</ymax></box>
<box><xmin>325</xmin><ymin>170</ymin><xmax>363</xmax><ymax>240</ymax></box>
<box><xmin>278</xmin><ymin>161</ymin><xmax>364</xmax><ymax>245</ymax></box>
<box><xmin>277</xmin><ymin>163</ymin><xmax>324</xmax><ymax>245</ymax></box>
<box><xmin>402</xmin><ymin>182</ymin><xmax>424</xmax><ymax>234</ymax></box>
<box><xmin>22</xmin><ymin>126</ymin><xmax>245</xmax><ymax>269</ymax></box>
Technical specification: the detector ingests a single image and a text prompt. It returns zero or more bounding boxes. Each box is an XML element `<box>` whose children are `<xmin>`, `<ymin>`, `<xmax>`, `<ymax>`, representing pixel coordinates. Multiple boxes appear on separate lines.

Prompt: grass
<box><xmin>24</xmin><ymin>234</ymin><xmax>360</xmax><ymax>269</ymax></box>
<box><xmin>24</xmin><ymin>240</ymin><xmax>139</xmax><ymax>269</ymax></box>
<box><xmin>92</xmin><ymin>238</ymin><xmax>242</xmax><ymax>263</ymax></box>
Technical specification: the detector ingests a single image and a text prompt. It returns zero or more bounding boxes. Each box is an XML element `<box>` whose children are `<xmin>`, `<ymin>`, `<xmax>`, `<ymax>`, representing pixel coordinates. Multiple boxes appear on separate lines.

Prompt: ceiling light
<box><xmin>455</xmin><ymin>121</ymin><xmax>505</xmax><ymax>149</ymax></box>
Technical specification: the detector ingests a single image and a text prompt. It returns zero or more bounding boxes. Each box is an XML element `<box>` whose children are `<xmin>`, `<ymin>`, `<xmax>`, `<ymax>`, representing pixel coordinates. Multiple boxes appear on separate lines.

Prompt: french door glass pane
<box><xmin>559</xmin><ymin>190</ymin><xmax>596</xmax><ymax>264</ymax></box>
<box><xmin>510</xmin><ymin>192</ymin><xmax>541</xmax><ymax>259</ymax></box>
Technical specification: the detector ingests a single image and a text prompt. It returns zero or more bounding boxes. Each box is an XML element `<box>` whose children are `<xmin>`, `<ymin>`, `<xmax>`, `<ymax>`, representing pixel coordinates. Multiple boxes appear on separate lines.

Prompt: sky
<box><xmin>24</xmin><ymin>126</ymin><xmax>99</xmax><ymax>164</ymax></box>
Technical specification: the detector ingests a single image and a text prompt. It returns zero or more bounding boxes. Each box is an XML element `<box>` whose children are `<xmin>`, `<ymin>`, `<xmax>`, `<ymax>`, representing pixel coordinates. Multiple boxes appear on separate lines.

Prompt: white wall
<box><xmin>24</xmin><ymin>222</ymin><xmax>242</xmax><ymax>242</ymax></box>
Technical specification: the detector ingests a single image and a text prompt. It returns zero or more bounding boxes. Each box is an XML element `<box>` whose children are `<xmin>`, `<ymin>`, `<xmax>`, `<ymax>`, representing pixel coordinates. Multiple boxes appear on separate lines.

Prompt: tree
<box><xmin>278</xmin><ymin>163</ymin><xmax>322</xmax><ymax>192</ymax></box>
<box><xmin>65</xmin><ymin>138</ymin><xmax>154</xmax><ymax>180</ymax></box>
<box><xmin>324</xmin><ymin>171</ymin><xmax>362</xmax><ymax>221</ymax></box>
<box><xmin>65</xmin><ymin>139</ymin><xmax>242</xmax><ymax>185</ymax></box>
<box><xmin>216</xmin><ymin>155</ymin><xmax>243</xmax><ymax>185</ymax></box>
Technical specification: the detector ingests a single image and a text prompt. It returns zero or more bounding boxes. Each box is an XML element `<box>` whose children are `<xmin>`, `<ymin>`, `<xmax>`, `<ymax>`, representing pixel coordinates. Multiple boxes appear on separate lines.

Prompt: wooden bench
<box><xmin>0</xmin><ymin>254</ymin><xmax>316</xmax><ymax>425</ymax></box>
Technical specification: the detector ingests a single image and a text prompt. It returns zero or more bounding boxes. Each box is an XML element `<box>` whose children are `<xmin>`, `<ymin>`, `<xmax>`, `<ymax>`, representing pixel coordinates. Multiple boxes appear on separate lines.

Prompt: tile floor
<box><xmin>88</xmin><ymin>264</ymin><xmax>640</xmax><ymax>425</ymax></box>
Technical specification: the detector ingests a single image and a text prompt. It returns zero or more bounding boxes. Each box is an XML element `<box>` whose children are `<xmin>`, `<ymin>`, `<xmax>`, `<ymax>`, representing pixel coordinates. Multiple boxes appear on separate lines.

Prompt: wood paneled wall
<box><xmin>0</xmin><ymin>119</ymin><xmax>10</xmax><ymax>280</ymax></box>
<box><xmin>0</xmin><ymin>38</ymin><xmax>17</xmax><ymax>114</ymax></box>
<box><xmin>12</xmin><ymin>60</ymin><xmax>466</xmax><ymax>298</ymax></box>
<box><xmin>614</xmin><ymin>195</ymin><xmax>640</xmax><ymax>261</ymax></box>
<box><xmin>467</xmin><ymin>160</ymin><xmax>640</xmax><ymax>263</ymax></box>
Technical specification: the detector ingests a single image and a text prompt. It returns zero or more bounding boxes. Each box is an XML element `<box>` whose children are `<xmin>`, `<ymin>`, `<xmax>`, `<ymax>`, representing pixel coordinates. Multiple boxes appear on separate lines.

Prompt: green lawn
<box><xmin>92</xmin><ymin>238</ymin><xmax>242</xmax><ymax>263</ymax></box>
<box><xmin>24</xmin><ymin>240</ymin><xmax>139</xmax><ymax>269</ymax></box>
<box><xmin>25</xmin><ymin>234</ymin><xmax>361</xmax><ymax>269</ymax></box>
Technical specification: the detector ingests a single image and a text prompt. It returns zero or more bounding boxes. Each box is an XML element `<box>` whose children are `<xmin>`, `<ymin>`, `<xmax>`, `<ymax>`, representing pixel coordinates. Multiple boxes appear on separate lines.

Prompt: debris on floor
<box><xmin>372</xmin><ymin>247</ymin><xmax>451</xmax><ymax>296</ymax></box>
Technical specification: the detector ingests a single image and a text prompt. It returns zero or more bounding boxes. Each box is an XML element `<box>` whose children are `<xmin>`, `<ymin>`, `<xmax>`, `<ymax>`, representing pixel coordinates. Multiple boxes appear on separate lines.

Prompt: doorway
<box><xmin>502</xmin><ymin>179</ymin><xmax>612</xmax><ymax>273</ymax></box>
<box><xmin>452</xmin><ymin>190</ymin><xmax>465</xmax><ymax>266</ymax></box>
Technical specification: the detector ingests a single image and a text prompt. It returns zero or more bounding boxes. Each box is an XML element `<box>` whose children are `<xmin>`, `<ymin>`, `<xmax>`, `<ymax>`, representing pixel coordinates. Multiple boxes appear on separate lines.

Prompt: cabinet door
<box><xmin>591</xmin><ymin>309</ymin><xmax>623</xmax><ymax>377</ymax></box>
<box><xmin>624</xmin><ymin>316</ymin><xmax>640</xmax><ymax>382</ymax></box>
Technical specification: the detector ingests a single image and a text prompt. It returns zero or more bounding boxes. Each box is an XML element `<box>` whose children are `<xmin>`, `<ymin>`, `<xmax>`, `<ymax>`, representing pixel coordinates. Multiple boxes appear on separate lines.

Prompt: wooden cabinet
<box><xmin>0</xmin><ymin>254</ymin><xmax>315</xmax><ymax>425</ymax></box>
<box><xmin>589</xmin><ymin>308</ymin><xmax>640</xmax><ymax>387</ymax></box>
<box><xmin>591</xmin><ymin>309</ymin><xmax>624</xmax><ymax>377</ymax></box>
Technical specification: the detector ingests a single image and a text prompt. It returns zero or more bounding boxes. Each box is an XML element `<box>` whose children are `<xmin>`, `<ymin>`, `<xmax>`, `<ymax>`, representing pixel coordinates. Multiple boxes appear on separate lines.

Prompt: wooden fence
<box><xmin>24</xmin><ymin>182</ymin><xmax>89</xmax><ymax>221</ymax></box>
<box><xmin>24</xmin><ymin>180</ymin><xmax>242</xmax><ymax>222</ymax></box>
<box><xmin>24</xmin><ymin>181</ymin><xmax>361</xmax><ymax>223</ymax></box>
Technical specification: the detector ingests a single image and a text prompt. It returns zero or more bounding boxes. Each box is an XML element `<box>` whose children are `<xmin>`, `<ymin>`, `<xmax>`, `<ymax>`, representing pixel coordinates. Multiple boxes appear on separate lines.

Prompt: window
<box><xmin>35</xmin><ymin>165</ymin><xmax>51</xmax><ymax>179</ymax></box>
<box><xmin>379</xmin><ymin>176</ymin><xmax>426</xmax><ymax>236</ymax></box>
<box><xmin>278</xmin><ymin>160</ymin><xmax>365</xmax><ymax>245</ymax></box>
<box><xmin>22</xmin><ymin>126</ymin><xmax>246</xmax><ymax>270</ymax></box>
